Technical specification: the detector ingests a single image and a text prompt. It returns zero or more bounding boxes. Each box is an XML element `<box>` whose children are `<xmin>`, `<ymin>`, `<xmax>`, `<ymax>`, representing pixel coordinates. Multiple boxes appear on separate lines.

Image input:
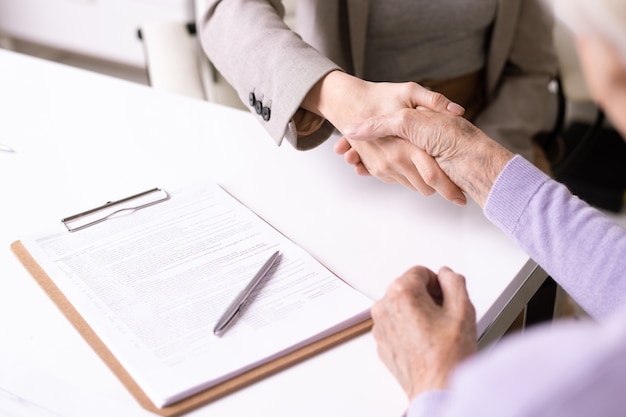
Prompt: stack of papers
<box><xmin>13</xmin><ymin>183</ymin><xmax>372</xmax><ymax>415</ymax></box>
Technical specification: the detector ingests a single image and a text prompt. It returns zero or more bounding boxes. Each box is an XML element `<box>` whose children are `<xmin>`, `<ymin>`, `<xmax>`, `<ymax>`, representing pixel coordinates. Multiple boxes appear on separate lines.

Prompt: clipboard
<box><xmin>11</xmin><ymin>188</ymin><xmax>373</xmax><ymax>417</ymax></box>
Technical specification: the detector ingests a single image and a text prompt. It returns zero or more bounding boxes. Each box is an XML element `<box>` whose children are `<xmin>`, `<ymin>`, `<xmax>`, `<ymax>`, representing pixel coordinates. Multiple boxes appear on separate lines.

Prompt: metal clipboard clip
<box><xmin>61</xmin><ymin>187</ymin><xmax>170</xmax><ymax>232</ymax></box>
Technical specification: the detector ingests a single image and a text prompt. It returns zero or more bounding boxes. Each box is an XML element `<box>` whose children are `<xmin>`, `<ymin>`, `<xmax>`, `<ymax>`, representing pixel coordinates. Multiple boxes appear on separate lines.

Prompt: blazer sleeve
<box><xmin>474</xmin><ymin>0</ymin><xmax>558</xmax><ymax>160</ymax></box>
<box><xmin>199</xmin><ymin>0</ymin><xmax>341</xmax><ymax>150</ymax></box>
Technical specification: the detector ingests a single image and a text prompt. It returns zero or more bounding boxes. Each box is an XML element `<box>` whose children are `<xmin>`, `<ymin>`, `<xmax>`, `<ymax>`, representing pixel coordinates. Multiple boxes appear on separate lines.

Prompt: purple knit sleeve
<box><xmin>409</xmin><ymin>313</ymin><xmax>626</xmax><ymax>417</ymax></box>
<box><xmin>405</xmin><ymin>156</ymin><xmax>626</xmax><ymax>417</ymax></box>
<box><xmin>484</xmin><ymin>156</ymin><xmax>626</xmax><ymax>318</ymax></box>
<box><xmin>406</xmin><ymin>391</ymin><xmax>449</xmax><ymax>417</ymax></box>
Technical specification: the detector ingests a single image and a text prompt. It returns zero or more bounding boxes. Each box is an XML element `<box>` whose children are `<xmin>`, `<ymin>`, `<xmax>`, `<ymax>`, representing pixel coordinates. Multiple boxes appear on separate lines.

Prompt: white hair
<box><xmin>551</xmin><ymin>0</ymin><xmax>626</xmax><ymax>64</ymax></box>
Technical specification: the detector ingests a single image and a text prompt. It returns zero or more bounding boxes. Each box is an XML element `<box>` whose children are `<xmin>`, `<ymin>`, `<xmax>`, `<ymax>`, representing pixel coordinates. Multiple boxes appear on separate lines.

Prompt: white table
<box><xmin>0</xmin><ymin>49</ymin><xmax>545</xmax><ymax>417</ymax></box>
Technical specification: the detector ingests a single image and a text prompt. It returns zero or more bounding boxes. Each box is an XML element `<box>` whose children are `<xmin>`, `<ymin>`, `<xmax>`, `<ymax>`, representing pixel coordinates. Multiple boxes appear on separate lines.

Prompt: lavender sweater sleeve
<box><xmin>406</xmin><ymin>155</ymin><xmax>626</xmax><ymax>417</ymax></box>
<box><xmin>483</xmin><ymin>155</ymin><xmax>626</xmax><ymax>319</ymax></box>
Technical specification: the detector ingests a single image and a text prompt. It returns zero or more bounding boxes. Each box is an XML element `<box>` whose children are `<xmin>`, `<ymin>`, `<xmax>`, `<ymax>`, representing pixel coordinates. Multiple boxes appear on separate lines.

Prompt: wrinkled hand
<box><xmin>343</xmin><ymin>108</ymin><xmax>514</xmax><ymax>207</ymax></box>
<box><xmin>334</xmin><ymin>133</ymin><xmax>463</xmax><ymax>203</ymax></box>
<box><xmin>302</xmin><ymin>71</ymin><xmax>466</xmax><ymax>204</ymax></box>
<box><xmin>371</xmin><ymin>266</ymin><xmax>477</xmax><ymax>400</ymax></box>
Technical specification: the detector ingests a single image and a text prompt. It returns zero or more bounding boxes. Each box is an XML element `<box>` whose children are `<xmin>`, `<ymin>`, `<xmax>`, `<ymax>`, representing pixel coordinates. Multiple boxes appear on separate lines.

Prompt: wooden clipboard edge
<box><xmin>10</xmin><ymin>240</ymin><xmax>159</xmax><ymax>413</ymax></box>
<box><xmin>161</xmin><ymin>317</ymin><xmax>373</xmax><ymax>416</ymax></box>
<box><xmin>11</xmin><ymin>240</ymin><xmax>373</xmax><ymax>417</ymax></box>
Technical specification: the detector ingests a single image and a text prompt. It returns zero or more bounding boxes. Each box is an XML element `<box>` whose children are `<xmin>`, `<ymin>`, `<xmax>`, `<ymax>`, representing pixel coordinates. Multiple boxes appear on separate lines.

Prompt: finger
<box><xmin>409</xmin><ymin>84</ymin><xmax>465</xmax><ymax>116</ymax></box>
<box><xmin>370</xmin><ymin>301</ymin><xmax>387</xmax><ymax>340</ymax></box>
<box><xmin>343</xmin><ymin>110</ymin><xmax>414</xmax><ymax>143</ymax></box>
<box><xmin>393</xmin><ymin>174</ymin><xmax>419</xmax><ymax>192</ymax></box>
<box><xmin>400</xmin><ymin>266</ymin><xmax>440</xmax><ymax>304</ymax></box>
<box><xmin>371</xmin><ymin>168</ymin><xmax>419</xmax><ymax>191</ymax></box>
<box><xmin>370</xmin><ymin>303</ymin><xmax>394</xmax><ymax>364</ymax></box>
<box><xmin>437</xmin><ymin>266</ymin><xmax>474</xmax><ymax>317</ymax></box>
<box><xmin>333</xmin><ymin>136</ymin><xmax>352</xmax><ymax>154</ymax></box>
<box><xmin>425</xmin><ymin>273</ymin><xmax>444</xmax><ymax>306</ymax></box>
<box><xmin>344</xmin><ymin>148</ymin><xmax>361</xmax><ymax>165</ymax></box>
<box><xmin>371</xmin><ymin>296</ymin><xmax>402</xmax><ymax>352</ymax></box>
<box><xmin>405</xmin><ymin>173</ymin><xmax>433</xmax><ymax>195</ymax></box>
<box><xmin>354</xmin><ymin>163</ymin><xmax>372</xmax><ymax>176</ymax></box>
<box><xmin>389</xmin><ymin>153</ymin><xmax>435</xmax><ymax>195</ymax></box>
<box><xmin>371</xmin><ymin>318</ymin><xmax>398</xmax><ymax>379</ymax></box>
<box><xmin>411</xmin><ymin>149</ymin><xmax>467</xmax><ymax>206</ymax></box>
<box><xmin>351</xmin><ymin>139</ymin><xmax>430</xmax><ymax>193</ymax></box>
<box><xmin>384</xmin><ymin>145</ymin><xmax>433</xmax><ymax>194</ymax></box>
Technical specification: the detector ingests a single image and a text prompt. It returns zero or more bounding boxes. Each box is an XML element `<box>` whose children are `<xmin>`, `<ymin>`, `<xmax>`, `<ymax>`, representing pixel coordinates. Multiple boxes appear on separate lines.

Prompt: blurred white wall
<box><xmin>0</xmin><ymin>0</ymin><xmax>191</xmax><ymax>68</ymax></box>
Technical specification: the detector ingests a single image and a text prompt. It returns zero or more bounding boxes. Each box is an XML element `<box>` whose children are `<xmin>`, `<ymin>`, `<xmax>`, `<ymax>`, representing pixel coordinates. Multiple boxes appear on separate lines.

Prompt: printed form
<box><xmin>19</xmin><ymin>183</ymin><xmax>372</xmax><ymax>408</ymax></box>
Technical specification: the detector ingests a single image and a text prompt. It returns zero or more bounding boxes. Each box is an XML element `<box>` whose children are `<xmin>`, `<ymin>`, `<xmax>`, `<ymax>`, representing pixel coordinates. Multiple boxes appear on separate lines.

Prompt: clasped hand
<box><xmin>303</xmin><ymin>71</ymin><xmax>467</xmax><ymax>205</ymax></box>
<box><xmin>371</xmin><ymin>266</ymin><xmax>477</xmax><ymax>400</ymax></box>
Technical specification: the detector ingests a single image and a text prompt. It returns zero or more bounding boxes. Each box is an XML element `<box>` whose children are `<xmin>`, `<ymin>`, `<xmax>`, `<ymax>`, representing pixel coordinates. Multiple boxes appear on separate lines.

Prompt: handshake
<box><xmin>334</xmin><ymin>105</ymin><xmax>515</xmax><ymax>210</ymax></box>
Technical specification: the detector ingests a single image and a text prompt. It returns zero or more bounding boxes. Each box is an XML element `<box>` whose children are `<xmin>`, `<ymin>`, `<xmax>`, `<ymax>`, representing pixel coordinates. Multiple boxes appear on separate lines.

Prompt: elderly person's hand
<box><xmin>342</xmin><ymin>108</ymin><xmax>514</xmax><ymax>207</ymax></box>
<box><xmin>371</xmin><ymin>266</ymin><xmax>477</xmax><ymax>399</ymax></box>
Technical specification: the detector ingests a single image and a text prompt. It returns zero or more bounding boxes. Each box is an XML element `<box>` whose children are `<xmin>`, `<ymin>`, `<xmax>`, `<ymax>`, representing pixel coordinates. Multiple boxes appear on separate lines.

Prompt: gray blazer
<box><xmin>200</xmin><ymin>0</ymin><xmax>557</xmax><ymax>158</ymax></box>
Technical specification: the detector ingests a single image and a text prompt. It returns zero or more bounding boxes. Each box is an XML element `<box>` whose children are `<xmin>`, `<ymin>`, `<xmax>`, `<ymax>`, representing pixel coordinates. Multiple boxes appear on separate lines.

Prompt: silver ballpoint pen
<box><xmin>213</xmin><ymin>250</ymin><xmax>281</xmax><ymax>337</ymax></box>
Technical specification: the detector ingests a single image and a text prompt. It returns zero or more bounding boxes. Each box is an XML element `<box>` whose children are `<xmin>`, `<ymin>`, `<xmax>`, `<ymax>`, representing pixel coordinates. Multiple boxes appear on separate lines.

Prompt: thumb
<box><xmin>343</xmin><ymin>112</ymin><xmax>403</xmax><ymax>142</ymax></box>
<box><xmin>411</xmin><ymin>86</ymin><xmax>465</xmax><ymax>116</ymax></box>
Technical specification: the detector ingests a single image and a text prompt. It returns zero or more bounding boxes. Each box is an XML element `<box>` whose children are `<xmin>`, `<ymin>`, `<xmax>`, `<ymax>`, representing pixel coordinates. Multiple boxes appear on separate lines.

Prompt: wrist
<box><xmin>452</xmin><ymin>131</ymin><xmax>513</xmax><ymax>207</ymax></box>
<box><xmin>301</xmin><ymin>70</ymin><xmax>366</xmax><ymax>128</ymax></box>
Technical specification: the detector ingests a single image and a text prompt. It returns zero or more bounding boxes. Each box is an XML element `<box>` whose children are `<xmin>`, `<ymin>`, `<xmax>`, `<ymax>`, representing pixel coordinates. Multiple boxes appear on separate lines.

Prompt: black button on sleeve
<box><xmin>254</xmin><ymin>100</ymin><xmax>263</xmax><ymax>115</ymax></box>
<box><xmin>261</xmin><ymin>106</ymin><xmax>271</xmax><ymax>121</ymax></box>
<box><xmin>249</xmin><ymin>92</ymin><xmax>256</xmax><ymax>107</ymax></box>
